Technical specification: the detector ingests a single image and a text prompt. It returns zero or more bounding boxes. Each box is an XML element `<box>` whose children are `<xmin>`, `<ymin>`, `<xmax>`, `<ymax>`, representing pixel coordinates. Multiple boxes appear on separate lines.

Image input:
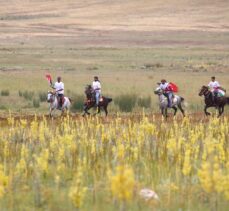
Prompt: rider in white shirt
<box><xmin>92</xmin><ymin>76</ymin><xmax>101</xmax><ymax>108</ymax></box>
<box><xmin>159</xmin><ymin>79</ymin><xmax>173</xmax><ymax>107</ymax></box>
<box><xmin>208</xmin><ymin>76</ymin><xmax>221</xmax><ymax>104</ymax></box>
<box><xmin>53</xmin><ymin>76</ymin><xmax>64</xmax><ymax>108</ymax></box>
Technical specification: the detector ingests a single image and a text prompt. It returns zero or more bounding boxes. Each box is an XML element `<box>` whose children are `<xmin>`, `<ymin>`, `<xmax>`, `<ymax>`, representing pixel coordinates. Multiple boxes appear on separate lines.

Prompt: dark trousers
<box><xmin>58</xmin><ymin>94</ymin><xmax>64</xmax><ymax>107</ymax></box>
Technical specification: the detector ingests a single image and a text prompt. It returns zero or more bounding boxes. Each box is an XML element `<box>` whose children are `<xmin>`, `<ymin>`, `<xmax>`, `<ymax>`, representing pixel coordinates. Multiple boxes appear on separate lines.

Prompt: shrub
<box><xmin>22</xmin><ymin>91</ymin><xmax>34</xmax><ymax>100</ymax></box>
<box><xmin>71</xmin><ymin>95</ymin><xmax>85</xmax><ymax>111</ymax></box>
<box><xmin>1</xmin><ymin>89</ymin><xmax>10</xmax><ymax>96</ymax></box>
<box><xmin>137</xmin><ymin>96</ymin><xmax>151</xmax><ymax>108</ymax></box>
<box><xmin>39</xmin><ymin>92</ymin><xmax>47</xmax><ymax>102</ymax></box>
<box><xmin>33</xmin><ymin>98</ymin><xmax>40</xmax><ymax>108</ymax></box>
<box><xmin>18</xmin><ymin>90</ymin><xmax>23</xmax><ymax>97</ymax></box>
<box><xmin>0</xmin><ymin>105</ymin><xmax>7</xmax><ymax>110</ymax></box>
<box><xmin>114</xmin><ymin>94</ymin><xmax>137</xmax><ymax>112</ymax></box>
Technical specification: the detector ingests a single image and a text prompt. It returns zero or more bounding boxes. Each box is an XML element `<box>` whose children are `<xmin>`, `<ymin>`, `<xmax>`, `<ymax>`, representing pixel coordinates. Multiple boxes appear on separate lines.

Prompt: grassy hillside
<box><xmin>0</xmin><ymin>0</ymin><xmax>228</xmax><ymax>114</ymax></box>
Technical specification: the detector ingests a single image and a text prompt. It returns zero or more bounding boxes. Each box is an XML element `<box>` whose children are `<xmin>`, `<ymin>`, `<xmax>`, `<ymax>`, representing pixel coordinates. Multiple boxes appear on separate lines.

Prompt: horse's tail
<box><xmin>180</xmin><ymin>96</ymin><xmax>188</xmax><ymax>107</ymax></box>
<box><xmin>107</xmin><ymin>97</ymin><xmax>112</xmax><ymax>103</ymax></box>
<box><xmin>68</xmin><ymin>98</ymin><xmax>72</xmax><ymax>103</ymax></box>
<box><xmin>227</xmin><ymin>97</ymin><xmax>229</xmax><ymax>105</ymax></box>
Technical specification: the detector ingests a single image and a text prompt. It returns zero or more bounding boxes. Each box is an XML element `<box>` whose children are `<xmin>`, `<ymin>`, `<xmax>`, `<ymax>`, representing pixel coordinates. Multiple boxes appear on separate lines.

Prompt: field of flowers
<box><xmin>0</xmin><ymin>114</ymin><xmax>228</xmax><ymax>210</ymax></box>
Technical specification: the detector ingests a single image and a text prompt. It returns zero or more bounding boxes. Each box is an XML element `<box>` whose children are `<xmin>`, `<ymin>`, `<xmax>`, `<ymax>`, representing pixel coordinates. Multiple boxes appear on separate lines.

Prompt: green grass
<box><xmin>0</xmin><ymin>47</ymin><xmax>228</xmax><ymax>114</ymax></box>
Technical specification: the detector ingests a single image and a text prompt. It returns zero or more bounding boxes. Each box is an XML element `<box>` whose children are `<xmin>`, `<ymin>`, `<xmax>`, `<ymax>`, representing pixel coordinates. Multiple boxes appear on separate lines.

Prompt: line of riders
<box><xmin>158</xmin><ymin>76</ymin><xmax>226</xmax><ymax>108</ymax></box>
<box><xmin>48</xmin><ymin>75</ymin><xmax>227</xmax><ymax>116</ymax></box>
<box><xmin>51</xmin><ymin>76</ymin><xmax>102</xmax><ymax>110</ymax></box>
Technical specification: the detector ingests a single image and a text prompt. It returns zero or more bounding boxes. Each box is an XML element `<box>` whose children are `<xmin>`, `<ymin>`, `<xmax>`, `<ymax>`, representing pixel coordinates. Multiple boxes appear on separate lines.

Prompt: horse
<box><xmin>82</xmin><ymin>85</ymin><xmax>112</xmax><ymax>116</ymax></box>
<box><xmin>199</xmin><ymin>85</ymin><xmax>229</xmax><ymax>117</ymax></box>
<box><xmin>154</xmin><ymin>87</ymin><xmax>185</xmax><ymax>118</ymax></box>
<box><xmin>47</xmin><ymin>91</ymin><xmax>71</xmax><ymax>117</ymax></box>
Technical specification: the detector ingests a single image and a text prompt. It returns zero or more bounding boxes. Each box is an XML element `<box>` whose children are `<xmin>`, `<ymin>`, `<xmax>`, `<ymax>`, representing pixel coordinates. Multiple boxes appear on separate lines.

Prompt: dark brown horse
<box><xmin>199</xmin><ymin>85</ymin><xmax>229</xmax><ymax>117</ymax></box>
<box><xmin>82</xmin><ymin>85</ymin><xmax>112</xmax><ymax>116</ymax></box>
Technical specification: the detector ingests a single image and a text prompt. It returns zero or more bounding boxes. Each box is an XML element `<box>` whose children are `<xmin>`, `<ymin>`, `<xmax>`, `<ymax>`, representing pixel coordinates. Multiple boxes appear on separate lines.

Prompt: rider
<box><xmin>92</xmin><ymin>76</ymin><xmax>101</xmax><ymax>109</ymax></box>
<box><xmin>53</xmin><ymin>76</ymin><xmax>64</xmax><ymax>108</ymax></box>
<box><xmin>159</xmin><ymin>79</ymin><xmax>173</xmax><ymax>107</ymax></box>
<box><xmin>208</xmin><ymin>76</ymin><xmax>223</xmax><ymax>104</ymax></box>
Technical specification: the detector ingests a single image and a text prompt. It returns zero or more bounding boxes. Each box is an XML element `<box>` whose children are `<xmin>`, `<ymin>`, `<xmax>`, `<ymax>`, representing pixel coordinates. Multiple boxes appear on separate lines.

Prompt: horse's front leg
<box><xmin>82</xmin><ymin>105</ymin><xmax>90</xmax><ymax>117</ymax></box>
<box><xmin>49</xmin><ymin>107</ymin><xmax>54</xmax><ymax>117</ymax></box>
<box><xmin>204</xmin><ymin>105</ymin><xmax>211</xmax><ymax>116</ymax></box>
<box><xmin>61</xmin><ymin>107</ymin><xmax>66</xmax><ymax>116</ymax></box>
<box><xmin>97</xmin><ymin>106</ymin><xmax>101</xmax><ymax>114</ymax></box>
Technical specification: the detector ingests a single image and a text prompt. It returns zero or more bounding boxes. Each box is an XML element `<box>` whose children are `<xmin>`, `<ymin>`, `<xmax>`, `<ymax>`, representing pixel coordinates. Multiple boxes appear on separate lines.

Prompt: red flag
<box><xmin>45</xmin><ymin>74</ymin><xmax>52</xmax><ymax>85</ymax></box>
<box><xmin>169</xmin><ymin>82</ymin><xmax>178</xmax><ymax>92</ymax></box>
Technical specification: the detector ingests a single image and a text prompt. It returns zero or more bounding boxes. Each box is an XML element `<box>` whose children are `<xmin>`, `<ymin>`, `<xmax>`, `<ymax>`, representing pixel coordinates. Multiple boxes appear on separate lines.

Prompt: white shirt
<box><xmin>54</xmin><ymin>82</ymin><xmax>64</xmax><ymax>94</ymax></box>
<box><xmin>92</xmin><ymin>81</ymin><xmax>101</xmax><ymax>93</ymax></box>
<box><xmin>159</xmin><ymin>82</ymin><xmax>169</xmax><ymax>91</ymax></box>
<box><xmin>208</xmin><ymin>81</ymin><xmax>220</xmax><ymax>90</ymax></box>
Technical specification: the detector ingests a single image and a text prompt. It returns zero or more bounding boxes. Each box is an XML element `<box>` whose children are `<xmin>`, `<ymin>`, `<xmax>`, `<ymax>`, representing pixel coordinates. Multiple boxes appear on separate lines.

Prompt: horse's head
<box><xmin>47</xmin><ymin>91</ymin><xmax>55</xmax><ymax>102</ymax></box>
<box><xmin>199</xmin><ymin>85</ymin><xmax>209</xmax><ymax>96</ymax></box>
<box><xmin>85</xmin><ymin>85</ymin><xmax>93</xmax><ymax>99</ymax></box>
<box><xmin>154</xmin><ymin>87</ymin><xmax>163</xmax><ymax>95</ymax></box>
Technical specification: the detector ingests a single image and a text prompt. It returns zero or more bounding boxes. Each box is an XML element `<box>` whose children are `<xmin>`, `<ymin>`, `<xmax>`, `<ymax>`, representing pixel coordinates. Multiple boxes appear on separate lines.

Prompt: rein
<box><xmin>203</xmin><ymin>89</ymin><xmax>211</xmax><ymax>98</ymax></box>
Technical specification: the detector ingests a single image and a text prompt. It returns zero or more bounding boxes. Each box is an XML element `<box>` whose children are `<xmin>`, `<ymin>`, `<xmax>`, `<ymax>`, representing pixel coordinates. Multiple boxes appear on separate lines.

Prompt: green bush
<box><xmin>0</xmin><ymin>105</ymin><xmax>7</xmax><ymax>110</ymax></box>
<box><xmin>137</xmin><ymin>96</ymin><xmax>151</xmax><ymax>108</ymax></box>
<box><xmin>18</xmin><ymin>90</ymin><xmax>23</xmax><ymax>97</ymax></box>
<box><xmin>33</xmin><ymin>98</ymin><xmax>40</xmax><ymax>108</ymax></box>
<box><xmin>39</xmin><ymin>91</ymin><xmax>47</xmax><ymax>102</ymax></box>
<box><xmin>71</xmin><ymin>95</ymin><xmax>85</xmax><ymax>111</ymax></box>
<box><xmin>1</xmin><ymin>89</ymin><xmax>10</xmax><ymax>96</ymax></box>
<box><xmin>114</xmin><ymin>94</ymin><xmax>137</xmax><ymax>112</ymax></box>
<box><xmin>21</xmin><ymin>91</ymin><xmax>34</xmax><ymax>100</ymax></box>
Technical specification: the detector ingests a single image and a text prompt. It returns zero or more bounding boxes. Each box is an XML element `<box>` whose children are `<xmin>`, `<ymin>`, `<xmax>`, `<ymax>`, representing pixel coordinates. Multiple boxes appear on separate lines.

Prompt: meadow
<box><xmin>0</xmin><ymin>0</ymin><xmax>229</xmax><ymax>210</ymax></box>
<box><xmin>0</xmin><ymin>47</ymin><xmax>229</xmax><ymax>114</ymax></box>
<box><xmin>0</xmin><ymin>0</ymin><xmax>229</xmax><ymax>114</ymax></box>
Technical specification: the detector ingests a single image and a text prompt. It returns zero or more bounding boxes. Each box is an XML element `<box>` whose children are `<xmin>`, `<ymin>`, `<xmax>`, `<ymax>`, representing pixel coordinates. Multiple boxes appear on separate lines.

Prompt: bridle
<box><xmin>199</xmin><ymin>86</ymin><xmax>211</xmax><ymax>98</ymax></box>
<box><xmin>47</xmin><ymin>92</ymin><xmax>56</xmax><ymax>103</ymax></box>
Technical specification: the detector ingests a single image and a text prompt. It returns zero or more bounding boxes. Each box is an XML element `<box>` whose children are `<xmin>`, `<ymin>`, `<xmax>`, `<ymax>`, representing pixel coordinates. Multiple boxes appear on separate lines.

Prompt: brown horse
<box><xmin>82</xmin><ymin>85</ymin><xmax>112</xmax><ymax>116</ymax></box>
<box><xmin>199</xmin><ymin>85</ymin><xmax>229</xmax><ymax>117</ymax></box>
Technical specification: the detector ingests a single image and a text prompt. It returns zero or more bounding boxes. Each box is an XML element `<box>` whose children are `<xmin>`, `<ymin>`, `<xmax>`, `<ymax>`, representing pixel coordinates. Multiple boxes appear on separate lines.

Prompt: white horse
<box><xmin>154</xmin><ymin>87</ymin><xmax>185</xmax><ymax>118</ymax></box>
<box><xmin>47</xmin><ymin>91</ymin><xmax>71</xmax><ymax>116</ymax></box>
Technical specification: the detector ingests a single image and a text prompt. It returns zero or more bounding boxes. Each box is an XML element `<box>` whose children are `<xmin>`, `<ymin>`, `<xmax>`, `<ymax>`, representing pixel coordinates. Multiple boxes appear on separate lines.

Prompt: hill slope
<box><xmin>0</xmin><ymin>0</ymin><xmax>229</xmax><ymax>47</ymax></box>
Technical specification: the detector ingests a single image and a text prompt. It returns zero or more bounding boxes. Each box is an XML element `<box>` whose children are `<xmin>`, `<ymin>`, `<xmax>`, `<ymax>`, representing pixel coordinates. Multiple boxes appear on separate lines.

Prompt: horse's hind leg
<box><xmin>163</xmin><ymin>108</ymin><xmax>168</xmax><ymax>119</ymax></box>
<box><xmin>172</xmin><ymin>106</ymin><xmax>177</xmax><ymax>116</ymax></box>
<box><xmin>104</xmin><ymin>106</ymin><xmax>108</xmax><ymax>116</ymax></box>
<box><xmin>178</xmin><ymin>103</ymin><xmax>185</xmax><ymax>117</ymax></box>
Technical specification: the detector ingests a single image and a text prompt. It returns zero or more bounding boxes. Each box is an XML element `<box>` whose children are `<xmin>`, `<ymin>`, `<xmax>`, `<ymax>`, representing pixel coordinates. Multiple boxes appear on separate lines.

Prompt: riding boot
<box><xmin>167</xmin><ymin>97</ymin><xmax>172</xmax><ymax>108</ymax></box>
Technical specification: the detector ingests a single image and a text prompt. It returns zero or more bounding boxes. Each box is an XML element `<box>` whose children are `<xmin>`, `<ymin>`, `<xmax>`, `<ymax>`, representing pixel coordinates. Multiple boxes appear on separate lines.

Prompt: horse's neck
<box><xmin>204</xmin><ymin>91</ymin><xmax>212</xmax><ymax>99</ymax></box>
<box><xmin>159</xmin><ymin>94</ymin><xmax>166</xmax><ymax>102</ymax></box>
<box><xmin>86</xmin><ymin>94</ymin><xmax>91</xmax><ymax>100</ymax></box>
<box><xmin>51</xmin><ymin>95</ymin><xmax>58</xmax><ymax>105</ymax></box>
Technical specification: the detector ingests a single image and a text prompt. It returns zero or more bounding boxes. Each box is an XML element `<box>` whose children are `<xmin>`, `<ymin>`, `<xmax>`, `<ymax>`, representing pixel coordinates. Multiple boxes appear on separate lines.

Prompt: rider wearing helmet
<box><xmin>92</xmin><ymin>76</ymin><xmax>101</xmax><ymax>108</ymax></box>
<box><xmin>53</xmin><ymin>76</ymin><xmax>64</xmax><ymax>108</ymax></box>
<box><xmin>159</xmin><ymin>79</ymin><xmax>173</xmax><ymax>107</ymax></box>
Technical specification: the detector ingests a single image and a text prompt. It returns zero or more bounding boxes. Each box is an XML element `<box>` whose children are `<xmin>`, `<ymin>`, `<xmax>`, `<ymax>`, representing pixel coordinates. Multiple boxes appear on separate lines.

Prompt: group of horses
<box><xmin>47</xmin><ymin>85</ymin><xmax>112</xmax><ymax>117</ymax></box>
<box><xmin>47</xmin><ymin>85</ymin><xmax>229</xmax><ymax>118</ymax></box>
